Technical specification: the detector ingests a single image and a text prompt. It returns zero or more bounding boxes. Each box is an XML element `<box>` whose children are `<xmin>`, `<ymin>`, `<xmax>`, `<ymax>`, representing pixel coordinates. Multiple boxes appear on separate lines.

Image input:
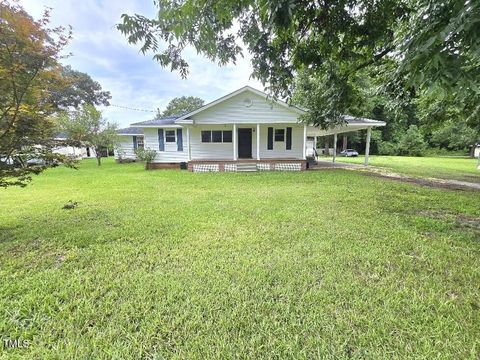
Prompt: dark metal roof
<box><xmin>130</xmin><ymin>115</ymin><xmax>182</xmax><ymax>126</ymax></box>
<box><xmin>117</xmin><ymin>127</ymin><xmax>144</xmax><ymax>135</ymax></box>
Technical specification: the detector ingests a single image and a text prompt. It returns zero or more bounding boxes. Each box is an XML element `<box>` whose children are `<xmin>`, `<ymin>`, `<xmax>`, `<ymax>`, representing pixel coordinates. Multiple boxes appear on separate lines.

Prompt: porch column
<box><xmin>256</xmin><ymin>123</ymin><xmax>260</xmax><ymax>160</ymax></box>
<box><xmin>303</xmin><ymin>125</ymin><xmax>307</xmax><ymax>160</ymax></box>
<box><xmin>364</xmin><ymin>127</ymin><xmax>372</xmax><ymax>166</ymax></box>
<box><xmin>233</xmin><ymin>123</ymin><xmax>237</xmax><ymax>160</ymax></box>
<box><xmin>314</xmin><ymin>135</ymin><xmax>317</xmax><ymax>159</ymax></box>
<box><xmin>332</xmin><ymin>133</ymin><xmax>337</xmax><ymax>163</ymax></box>
<box><xmin>187</xmin><ymin>127</ymin><xmax>191</xmax><ymax>161</ymax></box>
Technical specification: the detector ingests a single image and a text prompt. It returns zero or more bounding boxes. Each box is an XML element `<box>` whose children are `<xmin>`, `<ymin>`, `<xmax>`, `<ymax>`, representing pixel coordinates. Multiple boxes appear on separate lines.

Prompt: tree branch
<box><xmin>353</xmin><ymin>46</ymin><xmax>394</xmax><ymax>73</ymax></box>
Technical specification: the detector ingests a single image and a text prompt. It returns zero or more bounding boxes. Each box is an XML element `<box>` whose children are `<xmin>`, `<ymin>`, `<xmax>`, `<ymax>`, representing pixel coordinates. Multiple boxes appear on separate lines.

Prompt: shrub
<box><xmin>377</xmin><ymin>141</ymin><xmax>398</xmax><ymax>155</ymax></box>
<box><xmin>135</xmin><ymin>148</ymin><xmax>157</xmax><ymax>169</ymax></box>
<box><xmin>397</xmin><ymin>125</ymin><xmax>426</xmax><ymax>156</ymax></box>
<box><xmin>423</xmin><ymin>147</ymin><xmax>469</xmax><ymax>157</ymax></box>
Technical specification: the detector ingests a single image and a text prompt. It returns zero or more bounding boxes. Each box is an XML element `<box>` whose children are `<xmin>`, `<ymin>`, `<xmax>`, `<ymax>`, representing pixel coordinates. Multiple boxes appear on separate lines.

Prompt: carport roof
<box><xmin>307</xmin><ymin>115</ymin><xmax>386</xmax><ymax>136</ymax></box>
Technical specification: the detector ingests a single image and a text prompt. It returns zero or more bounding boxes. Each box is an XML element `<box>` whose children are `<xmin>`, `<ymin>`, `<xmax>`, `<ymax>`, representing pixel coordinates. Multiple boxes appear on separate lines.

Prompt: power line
<box><xmin>108</xmin><ymin>104</ymin><xmax>157</xmax><ymax>113</ymax></box>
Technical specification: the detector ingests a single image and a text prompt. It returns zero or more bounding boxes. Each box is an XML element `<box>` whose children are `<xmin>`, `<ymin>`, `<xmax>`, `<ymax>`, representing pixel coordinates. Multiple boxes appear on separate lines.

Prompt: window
<box><xmin>137</xmin><ymin>136</ymin><xmax>144</xmax><ymax>149</ymax></box>
<box><xmin>222</xmin><ymin>131</ymin><xmax>232</xmax><ymax>143</ymax></box>
<box><xmin>201</xmin><ymin>131</ymin><xmax>212</xmax><ymax>142</ymax></box>
<box><xmin>212</xmin><ymin>130</ymin><xmax>222</xmax><ymax>143</ymax></box>
<box><xmin>165</xmin><ymin>130</ymin><xmax>176</xmax><ymax>142</ymax></box>
<box><xmin>275</xmin><ymin>129</ymin><xmax>285</xmax><ymax>142</ymax></box>
<box><xmin>201</xmin><ymin>130</ymin><xmax>233</xmax><ymax>143</ymax></box>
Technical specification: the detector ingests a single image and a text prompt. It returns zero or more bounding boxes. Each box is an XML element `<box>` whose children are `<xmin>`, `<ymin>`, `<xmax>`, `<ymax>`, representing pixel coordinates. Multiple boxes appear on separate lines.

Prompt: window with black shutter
<box><xmin>286</xmin><ymin>127</ymin><xmax>292</xmax><ymax>150</ymax></box>
<box><xmin>267</xmin><ymin>127</ymin><xmax>273</xmax><ymax>150</ymax></box>
<box><xmin>275</xmin><ymin>129</ymin><xmax>285</xmax><ymax>142</ymax></box>
<box><xmin>165</xmin><ymin>130</ymin><xmax>176</xmax><ymax>142</ymax></box>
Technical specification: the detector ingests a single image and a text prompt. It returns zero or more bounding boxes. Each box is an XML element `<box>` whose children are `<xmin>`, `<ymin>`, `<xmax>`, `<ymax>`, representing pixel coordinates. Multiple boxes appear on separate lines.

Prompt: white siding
<box><xmin>258</xmin><ymin>124</ymin><xmax>304</xmax><ymax>159</ymax></box>
<box><xmin>143</xmin><ymin>128</ymin><xmax>188</xmax><ymax>163</ymax></box>
<box><xmin>114</xmin><ymin>137</ymin><xmax>136</xmax><ymax>159</ymax></box>
<box><xmin>190</xmin><ymin>125</ymin><xmax>235</xmax><ymax>160</ymax></box>
<box><xmin>54</xmin><ymin>146</ymin><xmax>95</xmax><ymax>159</ymax></box>
<box><xmin>191</xmin><ymin>91</ymin><xmax>300</xmax><ymax>124</ymax></box>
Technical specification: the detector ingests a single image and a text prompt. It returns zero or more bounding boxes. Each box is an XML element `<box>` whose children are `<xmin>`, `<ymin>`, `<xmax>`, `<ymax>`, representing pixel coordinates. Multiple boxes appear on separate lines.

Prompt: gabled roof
<box><xmin>130</xmin><ymin>115</ymin><xmax>182</xmax><ymax>127</ymax></box>
<box><xmin>174</xmin><ymin>86</ymin><xmax>305</xmax><ymax>123</ymax></box>
<box><xmin>117</xmin><ymin>127</ymin><xmax>144</xmax><ymax>135</ymax></box>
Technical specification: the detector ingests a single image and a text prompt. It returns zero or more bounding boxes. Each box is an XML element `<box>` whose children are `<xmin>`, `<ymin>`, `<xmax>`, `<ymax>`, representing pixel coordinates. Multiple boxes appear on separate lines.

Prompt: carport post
<box><xmin>332</xmin><ymin>133</ymin><xmax>337</xmax><ymax>163</ymax></box>
<box><xmin>364</xmin><ymin>127</ymin><xmax>372</xmax><ymax>166</ymax></box>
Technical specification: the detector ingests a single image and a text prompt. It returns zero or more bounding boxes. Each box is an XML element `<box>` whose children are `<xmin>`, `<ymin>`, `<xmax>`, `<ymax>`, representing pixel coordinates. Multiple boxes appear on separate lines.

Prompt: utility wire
<box><xmin>108</xmin><ymin>104</ymin><xmax>157</xmax><ymax>113</ymax></box>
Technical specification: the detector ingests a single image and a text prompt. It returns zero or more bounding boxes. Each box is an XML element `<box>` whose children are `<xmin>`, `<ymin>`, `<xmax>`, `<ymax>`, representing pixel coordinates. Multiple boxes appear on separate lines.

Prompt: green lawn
<box><xmin>1</xmin><ymin>158</ymin><xmax>479</xmax><ymax>359</ymax></box>
<box><xmin>330</xmin><ymin>155</ymin><xmax>480</xmax><ymax>183</ymax></box>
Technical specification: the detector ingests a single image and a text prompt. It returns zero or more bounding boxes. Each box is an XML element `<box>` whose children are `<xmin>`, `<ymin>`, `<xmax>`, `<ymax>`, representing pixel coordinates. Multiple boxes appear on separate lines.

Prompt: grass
<box><xmin>329</xmin><ymin>155</ymin><xmax>480</xmax><ymax>183</ymax></box>
<box><xmin>1</xmin><ymin>158</ymin><xmax>479</xmax><ymax>359</ymax></box>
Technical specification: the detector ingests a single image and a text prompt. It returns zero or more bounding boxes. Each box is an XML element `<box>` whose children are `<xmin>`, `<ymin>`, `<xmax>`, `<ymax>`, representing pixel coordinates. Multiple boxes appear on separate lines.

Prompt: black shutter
<box><xmin>158</xmin><ymin>129</ymin><xmax>164</xmax><ymax>151</ymax></box>
<box><xmin>286</xmin><ymin>127</ymin><xmax>292</xmax><ymax>150</ymax></box>
<box><xmin>267</xmin><ymin>127</ymin><xmax>273</xmax><ymax>150</ymax></box>
<box><xmin>133</xmin><ymin>136</ymin><xmax>137</xmax><ymax>150</ymax></box>
<box><xmin>177</xmin><ymin>129</ymin><xmax>183</xmax><ymax>151</ymax></box>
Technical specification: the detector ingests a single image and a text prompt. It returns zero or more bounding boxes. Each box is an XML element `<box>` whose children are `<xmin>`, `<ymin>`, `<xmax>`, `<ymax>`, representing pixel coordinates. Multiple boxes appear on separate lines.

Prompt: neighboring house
<box><xmin>53</xmin><ymin>133</ymin><xmax>96</xmax><ymax>159</ymax></box>
<box><xmin>115</xmin><ymin>86</ymin><xmax>385</xmax><ymax>172</ymax></box>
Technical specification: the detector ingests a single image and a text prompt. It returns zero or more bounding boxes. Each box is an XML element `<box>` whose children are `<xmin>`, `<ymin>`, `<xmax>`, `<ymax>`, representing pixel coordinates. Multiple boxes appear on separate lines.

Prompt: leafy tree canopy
<box><xmin>398</xmin><ymin>125</ymin><xmax>427</xmax><ymax>156</ymax></box>
<box><xmin>156</xmin><ymin>96</ymin><xmax>204</xmax><ymax>118</ymax></box>
<box><xmin>0</xmin><ymin>1</ymin><xmax>74</xmax><ymax>187</ymax></box>
<box><xmin>118</xmin><ymin>0</ymin><xmax>480</xmax><ymax>128</ymax></box>
<box><xmin>58</xmin><ymin>104</ymin><xmax>118</xmax><ymax>166</ymax></box>
<box><xmin>52</xmin><ymin>65</ymin><xmax>111</xmax><ymax>108</ymax></box>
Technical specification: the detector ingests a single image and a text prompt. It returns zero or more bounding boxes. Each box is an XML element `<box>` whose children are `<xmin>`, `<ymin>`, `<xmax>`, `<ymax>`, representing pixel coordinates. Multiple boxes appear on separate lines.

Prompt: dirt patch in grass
<box><xmin>418</xmin><ymin>210</ymin><xmax>480</xmax><ymax>233</ymax></box>
<box><xmin>359</xmin><ymin>169</ymin><xmax>480</xmax><ymax>191</ymax></box>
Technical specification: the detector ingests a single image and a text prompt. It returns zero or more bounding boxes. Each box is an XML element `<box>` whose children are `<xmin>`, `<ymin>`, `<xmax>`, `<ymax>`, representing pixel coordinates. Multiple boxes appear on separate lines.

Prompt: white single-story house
<box><xmin>53</xmin><ymin>133</ymin><xmax>96</xmax><ymax>159</ymax></box>
<box><xmin>115</xmin><ymin>86</ymin><xmax>386</xmax><ymax>172</ymax></box>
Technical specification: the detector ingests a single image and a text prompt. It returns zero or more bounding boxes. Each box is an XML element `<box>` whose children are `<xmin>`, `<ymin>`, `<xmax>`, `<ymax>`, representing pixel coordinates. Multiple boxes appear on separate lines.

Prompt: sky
<box><xmin>19</xmin><ymin>0</ymin><xmax>263</xmax><ymax>128</ymax></box>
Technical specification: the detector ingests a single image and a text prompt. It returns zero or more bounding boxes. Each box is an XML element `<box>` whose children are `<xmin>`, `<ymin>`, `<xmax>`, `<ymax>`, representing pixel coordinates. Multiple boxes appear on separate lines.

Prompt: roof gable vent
<box><xmin>243</xmin><ymin>98</ymin><xmax>253</xmax><ymax>107</ymax></box>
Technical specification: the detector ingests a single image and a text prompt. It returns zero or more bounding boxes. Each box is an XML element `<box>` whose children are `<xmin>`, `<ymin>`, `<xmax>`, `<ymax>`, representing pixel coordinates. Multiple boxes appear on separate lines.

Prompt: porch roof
<box><xmin>307</xmin><ymin>115</ymin><xmax>386</xmax><ymax>136</ymax></box>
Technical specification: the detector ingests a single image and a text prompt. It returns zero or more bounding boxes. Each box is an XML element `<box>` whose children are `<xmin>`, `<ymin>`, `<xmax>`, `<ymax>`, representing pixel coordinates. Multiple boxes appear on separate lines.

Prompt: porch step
<box><xmin>236</xmin><ymin>163</ymin><xmax>258</xmax><ymax>172</ymax></box>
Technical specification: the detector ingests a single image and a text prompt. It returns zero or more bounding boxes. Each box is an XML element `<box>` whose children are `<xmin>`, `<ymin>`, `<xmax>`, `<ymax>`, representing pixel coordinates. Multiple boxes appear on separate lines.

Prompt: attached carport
<box><xmin>306</xmin><ymin>115</ymin><xmax>386</xmax><ymax>166</ymax></box>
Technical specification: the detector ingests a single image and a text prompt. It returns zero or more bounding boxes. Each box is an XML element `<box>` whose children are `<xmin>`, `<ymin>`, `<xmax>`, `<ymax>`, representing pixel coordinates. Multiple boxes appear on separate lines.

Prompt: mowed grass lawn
<box><xmin>1</xmin><ymin>158</ymin><xmax>479</xmax><ymax>359</ymax></box>
<box><xmin>332</xmin><ymin>155</ymin><xmax>480</xmax><ymax>183</ymax></box>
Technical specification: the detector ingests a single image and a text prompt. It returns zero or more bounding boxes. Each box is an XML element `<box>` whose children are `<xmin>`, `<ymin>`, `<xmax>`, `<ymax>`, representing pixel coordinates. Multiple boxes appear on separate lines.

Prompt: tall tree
<box><xmin>52</xmin><ymin>65</ymin><xmax>111</xmax><ymax>108</ymax></box>
<box><xmin>0</xmin><ymin>1</ymin><xmax>74</xmax><ymax>187</ymax></box>
<box><xmin>59</xmin><ymin>105</ymin><xmax>118</xmax><ymax>166</ymax></box>
<box><xmin>118</xmin><ymin>0</ymin><xmax>480</xmax><ymax>128</ymax></box>
<box><xmin>156</xmin><ymin>96</ymin><xmax>204</xmax><ymax>118</ymax></box>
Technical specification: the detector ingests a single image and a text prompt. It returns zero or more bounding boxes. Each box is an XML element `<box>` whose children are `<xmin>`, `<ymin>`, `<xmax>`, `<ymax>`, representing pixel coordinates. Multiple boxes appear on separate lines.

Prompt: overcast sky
<box><xmin>19</xmin><ymin>0</ymin><xmax>262</xmax><ymax>127</ymax></box>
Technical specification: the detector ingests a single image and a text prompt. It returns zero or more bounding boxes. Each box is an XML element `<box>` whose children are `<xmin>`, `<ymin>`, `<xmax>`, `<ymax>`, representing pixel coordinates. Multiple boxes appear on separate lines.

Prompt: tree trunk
<box><xmin>342</xmin><ymin>135</ymin><xmax>348</xmax><ymax>151</ymax></box>
<box><xmin>96</xmin><ymin>155</ymin><xmax>101</xmax><ymax>166</ymax></box>
<box><xmin>324</xmin><ymin>137</ymin><xmax>329</xmax><ymax>156</ymax></box>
